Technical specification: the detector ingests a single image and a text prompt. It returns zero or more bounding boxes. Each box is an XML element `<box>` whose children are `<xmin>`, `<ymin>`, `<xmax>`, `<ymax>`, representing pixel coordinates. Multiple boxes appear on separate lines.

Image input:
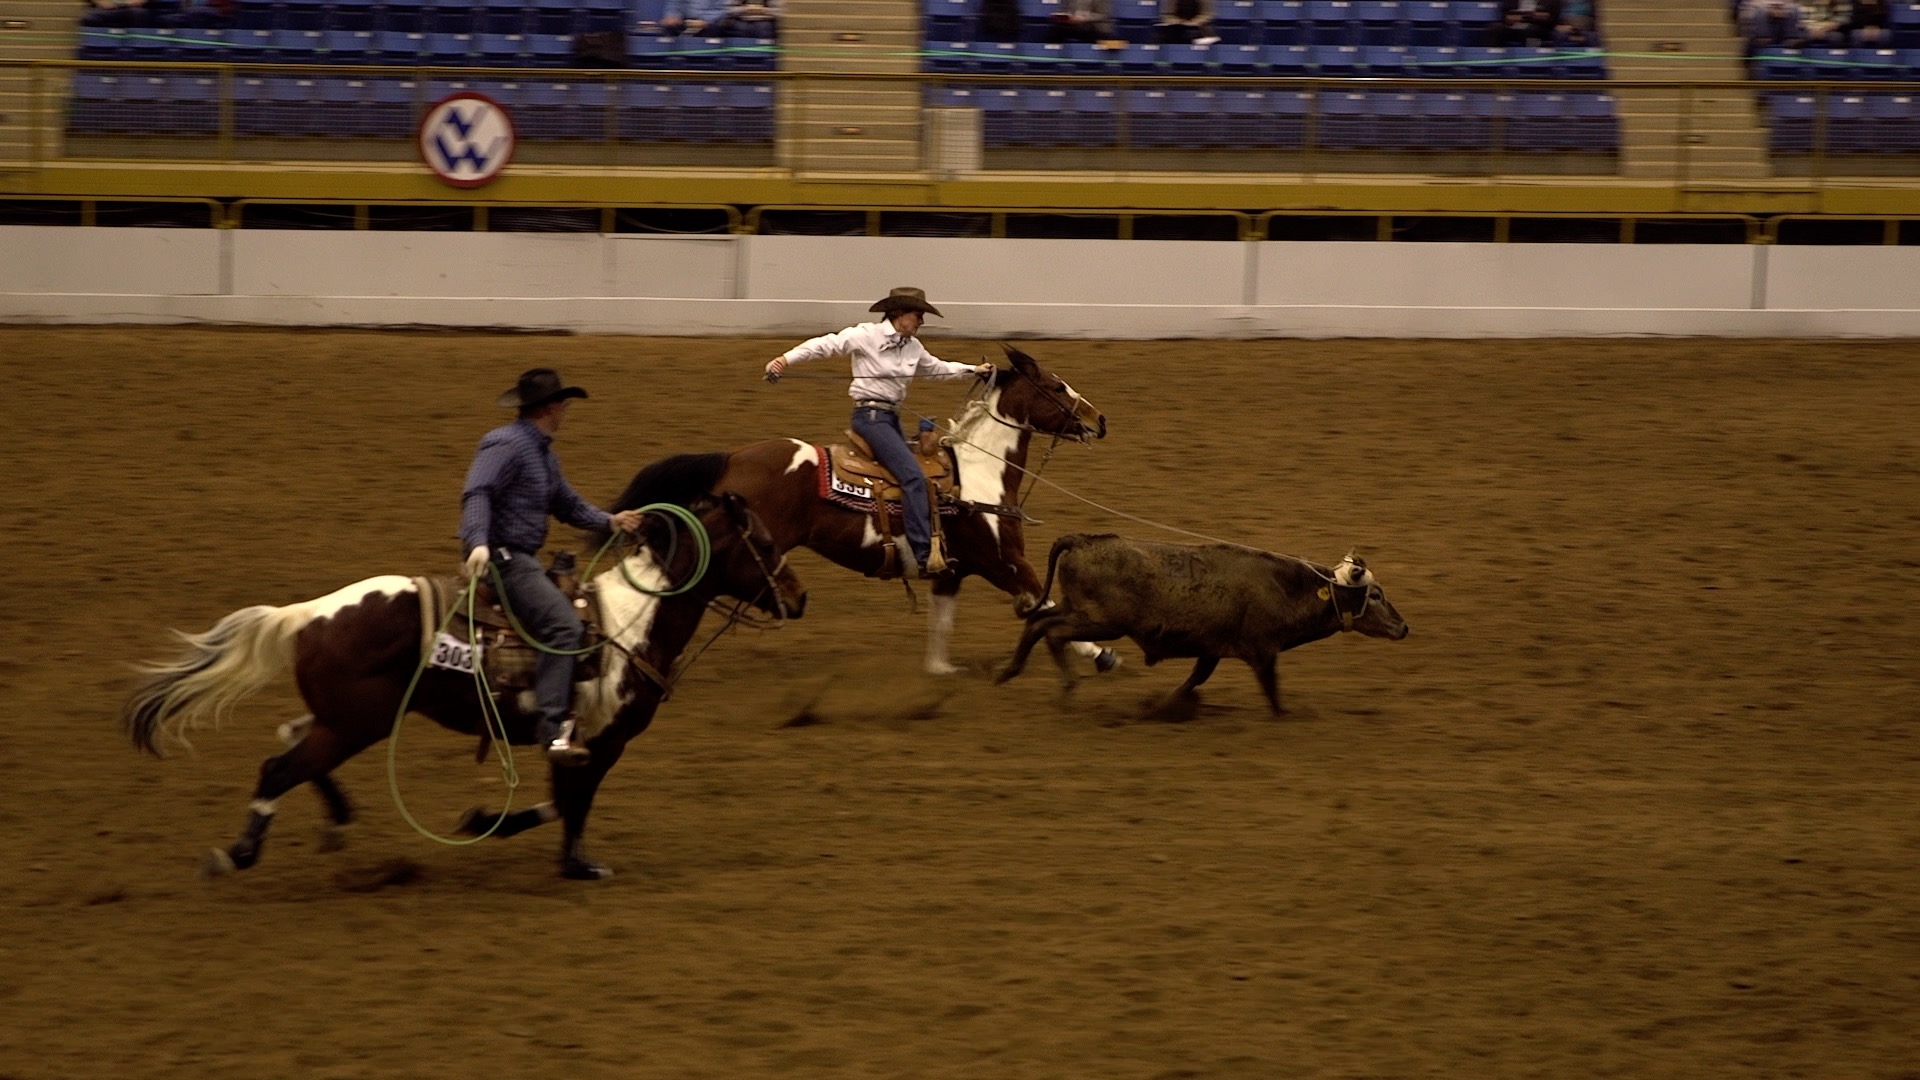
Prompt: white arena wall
<box><xmin>3</xmin><ymin>227</ymin><xmax>1918</xmax><ymax>338</ymax></box>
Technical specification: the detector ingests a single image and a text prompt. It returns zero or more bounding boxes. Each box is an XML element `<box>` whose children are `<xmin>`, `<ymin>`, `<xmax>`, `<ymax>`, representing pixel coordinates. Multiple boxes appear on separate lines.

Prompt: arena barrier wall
<box><xmin>4</xmin><ymin>228</ymin><xmax>1919</xmax><ymax>337</ymax></box>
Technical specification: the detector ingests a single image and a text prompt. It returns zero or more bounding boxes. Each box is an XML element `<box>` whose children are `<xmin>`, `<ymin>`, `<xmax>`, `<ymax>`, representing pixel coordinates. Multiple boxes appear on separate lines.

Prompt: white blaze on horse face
<box><xmin>576</xmin><ymin>553</ymin><xmax>667</xmax><ymax>739</ymax></box>
<box><xmin>783</xmin><ymin>439</ymin><xmax>816</xmax><ymax>475</ymax></box>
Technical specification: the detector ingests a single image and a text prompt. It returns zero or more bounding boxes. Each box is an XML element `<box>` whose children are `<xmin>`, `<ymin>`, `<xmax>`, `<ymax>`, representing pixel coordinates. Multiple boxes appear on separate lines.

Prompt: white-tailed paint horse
<box><xmin>122</xmin><ymin>492</ymin><xmax>807</xmax><ymax>881</ymax></box>
<box><xmin>605</xmin><ymin>346</ymin><xmax>1109</xmax><ymax>675</ymax></box>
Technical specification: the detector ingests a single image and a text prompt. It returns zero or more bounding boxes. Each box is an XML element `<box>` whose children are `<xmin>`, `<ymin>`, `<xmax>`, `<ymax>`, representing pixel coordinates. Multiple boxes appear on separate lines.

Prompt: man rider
<box><xmin>460</xmin><ymin>367</ymin><xmax>642</xmax><ymax>766</ymax></box>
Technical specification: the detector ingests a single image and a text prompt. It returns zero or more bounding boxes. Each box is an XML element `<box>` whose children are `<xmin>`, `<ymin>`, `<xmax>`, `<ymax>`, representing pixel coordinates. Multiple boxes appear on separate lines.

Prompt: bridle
<box><xmin>981</xmin><ymin>366</ymin><xmax>1103</xmax><ymax>443</ymax></box>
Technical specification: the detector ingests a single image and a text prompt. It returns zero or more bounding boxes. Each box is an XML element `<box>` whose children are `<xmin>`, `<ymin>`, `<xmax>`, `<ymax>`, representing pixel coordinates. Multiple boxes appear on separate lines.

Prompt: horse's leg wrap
<box><xmin>223</xmin><ymin>800</ymin><xmax>277</xmax><ymax>871</ymax></box>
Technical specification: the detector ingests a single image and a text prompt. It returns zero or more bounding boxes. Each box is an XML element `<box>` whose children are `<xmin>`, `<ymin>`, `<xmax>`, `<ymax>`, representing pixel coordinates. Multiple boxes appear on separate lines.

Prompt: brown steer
<box><xmin>996</xmin><ymin>534</ymin><xmax>1409</xmax><ymax>714</ymax></box>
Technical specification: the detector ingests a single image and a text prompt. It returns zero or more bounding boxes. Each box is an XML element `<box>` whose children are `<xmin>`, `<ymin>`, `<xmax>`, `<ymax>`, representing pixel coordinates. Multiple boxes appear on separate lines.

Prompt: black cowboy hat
<box><xmin>868</xmin><ymin>286</ymin><xmax>943</xmax><ymax>319</ymax></box>
<box><xmin>496</xmin><ymin>367</ymin><xmax>589</xmax><ymax>409</ymax></box>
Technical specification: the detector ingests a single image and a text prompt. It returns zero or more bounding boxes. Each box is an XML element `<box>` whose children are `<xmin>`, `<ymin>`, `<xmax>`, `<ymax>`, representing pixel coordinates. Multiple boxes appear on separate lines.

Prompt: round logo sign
<box><xmin>418</xmin><ymin>92</ymin><xmax>515</xmax><ymax>189</ymax></box>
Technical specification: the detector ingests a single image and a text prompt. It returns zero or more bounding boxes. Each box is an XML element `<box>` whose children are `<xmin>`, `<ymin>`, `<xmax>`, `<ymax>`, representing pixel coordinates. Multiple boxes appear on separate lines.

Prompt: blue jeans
<box><xmin>851</xmin><ymin>406</ymin><xmax>931</xmax><ymax>566</ymax></box>
<box><xmin>493</xmin><ymin>547</ymin><xmax>582</xmax><ymax>729</ymax></box>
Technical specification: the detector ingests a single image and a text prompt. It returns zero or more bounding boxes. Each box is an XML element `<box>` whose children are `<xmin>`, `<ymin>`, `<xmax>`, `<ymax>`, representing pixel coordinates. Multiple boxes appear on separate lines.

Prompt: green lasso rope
<box><xmin>383</xmin><ymin>504</ymin><xmax>709</xmax><ymax>846</ymax></box>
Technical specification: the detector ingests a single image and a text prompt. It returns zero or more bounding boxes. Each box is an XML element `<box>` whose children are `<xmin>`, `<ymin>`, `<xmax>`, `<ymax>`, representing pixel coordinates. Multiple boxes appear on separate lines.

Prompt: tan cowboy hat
<box><xmin>496</xmin><ymin>367</ymin><xmax>589</xmax><ymax>409</ymax></box>
<box><xmin>868</xmin><ymin>286</ymin><xmax>943</xmax><ymax>318</ymax></box>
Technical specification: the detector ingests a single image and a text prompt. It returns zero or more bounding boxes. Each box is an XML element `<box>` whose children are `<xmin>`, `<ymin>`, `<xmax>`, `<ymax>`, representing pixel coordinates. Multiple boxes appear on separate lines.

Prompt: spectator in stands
<box><xmin>1046</xmin><ymin>0</ymin><xmax>1118</xmax><ymax>44</ymax></box>
<box><xmin>668</xmin><ymin>0</ymin><xmax>741</xmax><ymax>36</ymax></box>
<box><xmin>978</xmin><ymin>0</ymin><xmax>1022</xmax><ymax>41</ymax></box>
<box><xmin>1739</xmin><ymin>0</ymin><xmax>1807</xmax><ymax>50</ymax></box>
<box><xmin>1156</xmin><ymin>0</ymin><xmax>1218</xmax><ymax>45</ymax></box>
<box><xmin>161</xmin><ymin>0</ymin><xmax>233</xmax><ymax>26</ymax></box>
<box><xmin>1843</xmin><ymin>0</ymin><xmax>1891</xmax><ymax>44</ymax></box>
<box><xmin>714</xmin><ymin>0</ymin><xmax>779</xmax><ymax>38</ymax></box>
<box><xmin>1559</xmin><ymin>0</ymin><xmax>1595</xmax><ymax>44</ymax></box>
<box><xmin>1490</xmin><ymin>0</ymin><xmax>1564</xmax><ymax>46</ymax></box>
<box><xmin>80</xmin><ymin>0</ymin><xmax>166</xmax><ymax>28</ymax></box>
<box><xmin>1799</xmin><ymin>0</ymin><xmax>1848</xmax><ymax>43</ymax></box>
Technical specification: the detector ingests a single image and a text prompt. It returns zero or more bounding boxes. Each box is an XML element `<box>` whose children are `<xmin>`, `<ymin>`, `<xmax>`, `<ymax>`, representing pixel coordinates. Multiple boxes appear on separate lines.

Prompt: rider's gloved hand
<box><xmin>463</xmin><ymin>545</ymin><xmax>490</xmax><ymax>578</ymax></box>
<box><xmin>764</xmin><ymin>357</ymin><xmax>787</xmax><ymax>383</ymax></box>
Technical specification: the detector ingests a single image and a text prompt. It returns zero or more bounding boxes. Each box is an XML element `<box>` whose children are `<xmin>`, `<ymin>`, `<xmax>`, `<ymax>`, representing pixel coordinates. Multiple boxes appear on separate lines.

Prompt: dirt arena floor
<box><xmin>1</xmin><ymin>327</ymin><xmax>1916</xmax><ymax>1079</ymax></box>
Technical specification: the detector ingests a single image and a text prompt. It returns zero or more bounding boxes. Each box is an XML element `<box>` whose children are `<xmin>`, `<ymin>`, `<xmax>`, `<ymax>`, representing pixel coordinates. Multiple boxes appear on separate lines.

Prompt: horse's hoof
<box><xmin>455</xmin><ymin>806</ymin><xmax>493</xmax><ymax>837</ymax></box>
<box><xmin>1094</xmin><ymin>648</ymin><xmax>1122</xmax><ymax>674</ymax></box>
<box><xmin>923</xmin><ymin>659</ymin><xmax>961</xmax><ymax>677</ymax></box>
<box><xmin>993</xmin><ymin>667</ymin><xmax>1018</xmax><ymax>685</ymax></box>
<box><xmin>200</xmin><ymin>848</ymin><xmax>236</xmax><ymax>879</ymax></box>
<box><xmin>560</xmin><ymin>857</ymin><xmax>613</xmax><ymax>881</ymax></box>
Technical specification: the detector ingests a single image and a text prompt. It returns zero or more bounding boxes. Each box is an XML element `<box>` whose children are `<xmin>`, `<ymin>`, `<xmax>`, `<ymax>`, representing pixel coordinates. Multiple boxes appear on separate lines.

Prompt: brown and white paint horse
<box><xmin>606</xmin><ymin>346</ymin><xmax>1109</xmax><ymax>674</ymax></box>
<box><xmin>121</xmin><ymin>493</ymin><xmax>807</xmax><ymax>880</ymax></box>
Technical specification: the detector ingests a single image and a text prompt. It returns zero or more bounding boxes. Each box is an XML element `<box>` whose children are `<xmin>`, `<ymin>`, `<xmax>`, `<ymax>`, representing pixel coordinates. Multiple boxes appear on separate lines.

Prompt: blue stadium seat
<box><xmin>1450</xmin><ymin>0</ymin><xmax>1496</xmax><ymax>35</ymax></box>
<box><xmin>1354</xmin><ymin>0</ymin><xmax>1404</xmax><ymax>45</ymax></box>
<box><xmin>576</xmin><ymin>0</ymin><xmax>622</xmax><ymax>31</ymax></box>
<box><xmin>525</xmin><ymin>33</ymin><xmax>573</xmax><ymax>65</ymax></box>
<box><xmin>1116</xmin><ymin>42</ymin><xmax>1163</xmax><ymax>71</ymax></box>
<box><xmin>1163</xmin><ymin>42</ymin><xmax>1215</xmax><ymax>72</ymax></box>
<box><xmin>731</xmin><ymin>82</ymin><xmax>774</xmax><ymax>141</ymax></box>
<box><xmin>517</xmin><ymin>80</ymin><xmax>568</xmax><ymax>138</ymax></box>
<box><xmin>174</xmin><ymin>26</ymin><xmax>236</xmax><ymax>61</ymax></box>
<box><xmin>1826</xmin><ymin>94</ymin><xmax>1872</xmax><ymax>151</ymax></box>
<box><xmin>1215</xmin><ymin>0</ymin><xmax>1259</xmax><ymax>43</ymax></box>
<box><xmin>979</xmin><ymin>86</ymin><xmax>1021</xmax><ymax>148</ymax></box>
<box><xmin>315</xmin><ymin>78</ymin><xmax>371</xmax><ymax>135</ymax></box>
<box><xmin>1217</xmin><ymin>87</ymin><xmax>1269</xmax><ymax>142</ymax></box>
<box><xmin>1256</xmin><ymin>0</ymin><xmax>1305</xmax><ymax>45</ymax></box>
<box><xmin>1569</xmin><ymin>91</ymin><xmax>1618</xmax><ymax>151</ymax></box>
<box><xmin>1310</xmin><ymin>43</ymin><xmax>1360</xmax><ymax>73</ymax></box>
<box><xmin>270</xmin><ymin>28</ymin><xmax>324</xmax><ymax>61</ymax></box>
<box><xmin>1751</xmin><ymin>47</ymin><xmax>1810</xmax><ymax>80</ymax></box>
<box><xmin>282</xmin><ymin>0</ymin><xmax>330</xmax><ymax>31</ymax></box>
<box><xmin>672</xmin><ymin>82</ymin><xmax>727</xmax><ymax>141</ymax></box>
<box><xmin>529</xmin><ymin>0</ymin><xmax>577</xmax><ymax>35</ymax></box>
<box><xmin>1115</xmin><ymin>0</ymin><xmax>1159</xmax><ymax>28</ymax></box>
<box><xmin>1305</xmin><ymin>0</ymin><xmax>1355</xmax><ymax>45</ymax></box>
<box><xmin>1361</xmin><ymin>44</ymin><xmax>1410</xmax><ymax>75</ymax></box>
<box><xmin>1019</xmin><ymin>87</ymin><xmax>1070</xmax><ymax>147</ymax></box>
<box><xmin>169</xmin><ymin>75</ymin><xmax>221</xmax><ymax>134</ymax></box>
<box><xmin>1869</xmin><ymin>93</ymin><xmax>1920</xmax><ymax>150</ymax></box>
<box><xmin>975</xmin><ymin>39</ymin><xmax>1023</xmax><ymax>71</ymax></box>
<box><xmin>1370</xmin><ymin>89</ymin><xmax>1421</xmax><ymax>150</ymax></box>
<box><xmin>1507</xmin><ymin>91</ymin><xmax>1561</xmax><ymax>151</ymax></box>
<box><xmin>75</xmin><ymin>27</ymin><xmax>129</xmax><ymax>61</ymax></box>
<box><xmin>1265</xmin><ymin>42</ymin><xmax>1310</xmax><ymax>73</ymax></box>
<box><xmin>328</xmin><ymin>0</ymin><xmax>379</xmax><ymax>31</ymax></box>
<box><xmin>68</xmin><ymin>72</ymin><xmax>123</xmax><ymax>134</ymax></box>
<box><xmin>475</xmin><ymin>32</ymin><xmax>526</xmax><ymax>64</ymax></box>
<box><xmin>231</xmin><ymin>1</ymin><xmax>277</xmax><ymax>30</ymax></box>
<box><xmin>1218</xmin><ymin>42</ymin><xmax>1267</xmax><ymax>73</ymax></box>
<box><xmin>1066</xmin><ymin>86</ymin><xmax>1119</xmax><ymax>145</ymax></box>
<box><xmin>923</xmin><ymin>39</ymin><xmax>977</xmax><ymax>73</ymax></box>
<box><xmin>1417</xmin><ymin>89</ymin><xmax>1491</xmax><ymax>149</ymax></box>
<box><xmin>1895</xmin><ymin>2</ymin><xmax>1920</xmax><ymax>48</ymax></box>
<box><xmin>1410</xmin><ymin>43</ymin><xmax>1463</xmax><ymax>74</ymax></box>
<box><xmin>377</xmin><ymin>0</ymin><xmax>426</xmax><ymax>33</ymax></box>
<box><xmin>426</xmin><ymin>3</ymin><xmax>476</xmax><ymax>34</ymax></box>
<box><xmin>1266</xmin><ymin>88</ymin><xmax>1313</xmax><ymax>147</ymax></box>
<box><xmin>1316</xmin><ymin>89</ymin><xmax>1373</xmax><ymax>148</ymax></box>
<box><xmin>1405</xmin><ymin>0</ymin><xmax>1452</xmax><ymax>46</ymax></box>
<box><xmin>120</xmin><ymin>74</ymin><xmax>172</xmax><ymax>132</ymax></box>
<box><xmin>423</xmin><ymin>32</ymin><xmax>475</xmax><ymax>62</ymax></box>
<box><xmin>371</xmin><ymin>30</ymin><xmax>426</xmax><ymax>62</ymax></box>
<box><xmin>320</xmin><ymin>29</ymin><xmax>375</xmax><ymax>60</ymax></box>
<box><xmin>627</xmin><ymin>34</ymin><xmax>674</xmax><ymax>67</ymax></box>
<box><xmin>481</xmin><ymin>1</ymin><xmax>531</xmax><ymax>35</ymax></box>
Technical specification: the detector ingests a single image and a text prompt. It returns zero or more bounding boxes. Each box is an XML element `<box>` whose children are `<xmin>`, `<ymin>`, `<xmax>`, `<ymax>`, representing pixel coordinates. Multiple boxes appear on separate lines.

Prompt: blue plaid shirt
<box><xmin>459</xmin><ymin>419</ymin><xmax>610</xmax><ymax>555</ymax></box>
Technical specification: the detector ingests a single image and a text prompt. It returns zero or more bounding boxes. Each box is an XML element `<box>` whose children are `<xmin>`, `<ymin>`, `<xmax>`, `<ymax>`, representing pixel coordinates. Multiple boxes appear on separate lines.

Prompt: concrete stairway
<box><xmin>0</xmin><ymin>0</ymin><xmax>78</xmax><ymax>167</ymax></box>
<box><xmin>777</xmin><ymin>0</ymin><xmax>925</xmax><ymax>174</ymax></box>
<box><xmin>1603</xmin><ymin>0</ymin><xmax>1773</xmax><ymax>180</ymax></box>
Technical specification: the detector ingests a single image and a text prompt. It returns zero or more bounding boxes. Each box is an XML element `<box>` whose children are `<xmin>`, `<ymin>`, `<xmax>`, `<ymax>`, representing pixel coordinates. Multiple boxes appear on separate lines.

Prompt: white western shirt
<box><xmin>781</xmin><ymin>319</ymin><xmax>978</xmax><ymax>406</ymax></box>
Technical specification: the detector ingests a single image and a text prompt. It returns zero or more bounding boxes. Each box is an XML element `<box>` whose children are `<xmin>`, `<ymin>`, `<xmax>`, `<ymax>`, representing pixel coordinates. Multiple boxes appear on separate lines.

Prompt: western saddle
<box><xmin>826</xmin><ymin>424</ymin><xmax>957</xmax><ymax>578</ymax></box>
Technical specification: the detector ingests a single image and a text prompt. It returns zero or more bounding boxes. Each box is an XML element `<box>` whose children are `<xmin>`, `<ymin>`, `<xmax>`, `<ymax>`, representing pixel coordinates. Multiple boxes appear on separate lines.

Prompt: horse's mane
<box><xmin>590</xmin><ymin>452</ymin><xmax>729</xmax><ymax>547</ymax></box>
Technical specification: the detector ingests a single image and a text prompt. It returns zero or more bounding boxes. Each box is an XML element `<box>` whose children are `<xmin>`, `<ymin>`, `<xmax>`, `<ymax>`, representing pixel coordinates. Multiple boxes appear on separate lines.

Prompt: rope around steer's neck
<box><xmin>382</xmin><ymin>503</ymin><xmax>711</xmax><ymax>847</ymax></box>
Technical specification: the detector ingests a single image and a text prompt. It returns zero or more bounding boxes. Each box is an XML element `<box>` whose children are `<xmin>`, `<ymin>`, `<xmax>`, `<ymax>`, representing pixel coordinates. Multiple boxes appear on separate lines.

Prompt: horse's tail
<box><xmin>123</xmin><ymin>575</ymin><xmax>417</xmax><ymax>756</ymax></box>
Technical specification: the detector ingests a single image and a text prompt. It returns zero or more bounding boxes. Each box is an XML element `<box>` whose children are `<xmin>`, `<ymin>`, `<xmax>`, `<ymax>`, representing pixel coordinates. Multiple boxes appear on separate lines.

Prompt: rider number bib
<box><xmin>429</xmin><ymin>631</ymin><xmax>478</xmax><ymax>674</ymax></box>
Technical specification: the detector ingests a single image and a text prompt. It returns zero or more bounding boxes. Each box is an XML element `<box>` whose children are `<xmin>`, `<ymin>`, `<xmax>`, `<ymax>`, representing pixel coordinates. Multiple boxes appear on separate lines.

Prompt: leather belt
<box><xmin>853</xmin><ymin>399</ymin><xmax>899</xmax><ymax>411</ymax></box>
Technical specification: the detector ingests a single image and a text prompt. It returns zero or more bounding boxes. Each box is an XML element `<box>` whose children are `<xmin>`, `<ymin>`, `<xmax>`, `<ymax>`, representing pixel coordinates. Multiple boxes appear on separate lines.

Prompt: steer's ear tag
<box><xmin>1317</xmin><ymin>586</ymin><xmax>1331</xmax><ymax>601</ymax></box>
